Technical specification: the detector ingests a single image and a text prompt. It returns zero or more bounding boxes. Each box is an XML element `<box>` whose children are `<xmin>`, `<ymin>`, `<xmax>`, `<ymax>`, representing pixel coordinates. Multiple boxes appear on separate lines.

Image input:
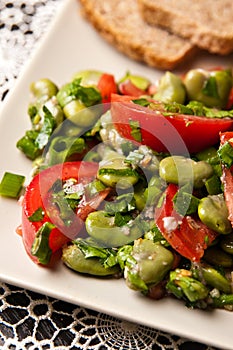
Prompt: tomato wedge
<box><xmin>111</xmin><ymin>94</ymin><xmax>233</xmax><ymax>154</ymax></box>
<box><xmin>97</xmin><ymin>73</ymin><xmax>117</xmax><ymax>104</ymax></box>
<box><xmin>219</xmin><ymin>132</ymin><xmax>233</xmax><ymax>225</ymax></box>
<box><xmin>22</xmin><ymin>161</ymin><xmax>98</xmax><ymax>263</ymax></box>
<box><xmin>154</xmin><ymin>184</ymin><xmax>218</xmax><ymax>262</ymax></box>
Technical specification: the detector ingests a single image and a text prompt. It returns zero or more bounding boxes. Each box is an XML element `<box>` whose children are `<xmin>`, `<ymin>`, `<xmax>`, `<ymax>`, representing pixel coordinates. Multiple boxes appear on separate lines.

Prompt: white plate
<box><xmin>1</xmin><ymin>0</ymin><xmax>233</xmax><ymax>348</ymax></box>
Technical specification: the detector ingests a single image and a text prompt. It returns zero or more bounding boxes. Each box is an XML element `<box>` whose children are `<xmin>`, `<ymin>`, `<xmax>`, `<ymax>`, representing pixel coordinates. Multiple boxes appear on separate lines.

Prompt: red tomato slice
<box><xmin>111</xmin><ymin>94</ymin><xmax>233</xmax><ymax>154</ymax></box>
<box><xmin>154</xmin><ymin>184</ymin><xmax>218</xmax><ymax>262</ymax></box>
<box><xmin>22</xmin><ymin>161</ymin><xmax>98</xmax><ymax>263</ymax></box>
<box><xmin>97</xmin><ymin>73</ymin><xmax>117</xmax><ymax>104</ymax></box>
<box><xmin>219</xmin><ymin>132</ymin><xmax>233</xmax><ymax>225</ymax></box>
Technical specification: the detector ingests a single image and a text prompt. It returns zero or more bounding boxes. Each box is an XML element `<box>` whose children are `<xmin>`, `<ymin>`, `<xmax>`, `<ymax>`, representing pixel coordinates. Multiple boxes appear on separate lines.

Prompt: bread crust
<box><xmin>138</xmin><ymin>0</ymin><xmax>233</xmax><ymax>55</ymax></box>
<box><xmin>78</xmin><ymin>0</ymin><xmax>197</xmax><ymax>70</ymax></box>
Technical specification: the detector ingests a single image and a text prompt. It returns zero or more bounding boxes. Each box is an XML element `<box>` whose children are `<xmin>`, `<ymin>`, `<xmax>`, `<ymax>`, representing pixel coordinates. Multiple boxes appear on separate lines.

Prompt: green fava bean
<box><xmin>30</xmin><ymin>78</ymin><xmax>58</xmax><ymax>100</ymax></box>
<box><xmin>62</xmin><ymin>244</ymin><xmax>119</xmax><ymax>276</ymax></box>
<box><xmin>198</xmin><ymin>194</ymin><xmax>232</xmax><ymax>234</ymax></box>
<box><xmin>220</xmin><ymin>233</ymin><xmax>233</xmax><ymax>254</ymax></box>
<box><xmin>63</xmin><ymin>100</ymin><xmax>101</xmax><ymax>127</ymax></box>
<box><xmin>212</xmin><ymin>70</ymin><xmax>233</xmax><ymax>108</ymax></box>
<box><xmin>97</xmin><ymin>158</ymin><xmax>139</xmax><ymax>189</ymax></box>
<box><xmin>126</xmin><ymin>239</ymin><xmax>174</xmax><ymax>290</ymax></box>
<box><xmin>184</xmin><ymin>68</ymin><xmax>232</xmax><ymax>109</ymax></box>
<box><xmin>159</xmin><ymin>156</ymin><xmax>213</xmax><ymax>188</ymax></box>
<box><xmin>85</xmin><ymin>211</ymin><xmax>143</xmax><ymax>247</ymax></box>
<box><xmin>72</xmin><ymin>70</ymin><xmax>102</xmax><ymax>86</ymax></box>
<box><xmin>201</xmin><ymin>266</ymin><xmax>231</xmax><ymax>293</ymax></box>
<box><xmin>153</xmin><ymin>71</ymin><xmax>186</xmax><ymax>104</ymax></box>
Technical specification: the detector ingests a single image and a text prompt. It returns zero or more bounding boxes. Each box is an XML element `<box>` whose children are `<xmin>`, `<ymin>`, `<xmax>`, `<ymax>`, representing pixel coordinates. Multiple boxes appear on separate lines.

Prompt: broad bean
<box><xmin>72</xmin><ymin>70</ymin><xmax>102</xmax><ymax>86</ymax></box>
<box><xmin>159</xmin><ymin>155</ymin><xmax>213</xmax><ymax>188</ymax></box>
<box><xmin>198</xmin><ymin>194</ymin><xmax>232</xmax><ymax>235</ymax></box>
<box><xmin>62</xmin><ymin>244</ymin><xmax>119</xmax><ymax>276</ymax></box>
<box><xmin>201</xmin><ymin>266</ymin><xmax>231</xmax><ymax>293</ymax></box>
<box><xmin>85</xmin><ymin>211</ymin><xmax>143</xmax><ymax>247</ymax></box>
<box><xmin>153</xmin><ymin>72</ymin><xmax>186</xmax><ymax>104</ymax></box>
<box><xmin>184</xmin><ymin>68</ymin><xmax>232</xmax><ymax>109</ymax></box>
<box><xmin>63</xmin><ymin>101</ymin><xmax>101</xmax><ymax>127</ymax></box>
<box><xmin>30</xmin><ymin>78</ymin><xmax>58</xmax><ymax>100</ymax></box>
<box><xmin>126</xmin><ymin>239</ymin><xmax>174</xmax><ymax>291</ymax></box>
<box><xmin>97</xmin><ymin>158</ymin><xmax>139</xmax><ymax>189</ymax></box>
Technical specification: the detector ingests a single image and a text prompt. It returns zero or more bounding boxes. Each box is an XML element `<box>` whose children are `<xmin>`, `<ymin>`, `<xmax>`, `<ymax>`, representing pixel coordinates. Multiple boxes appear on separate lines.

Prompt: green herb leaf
<box><xmin>35</xmin><ymin>106</ymin><xmax>56</xmax><ymax>150</ymax></box>
<box><xmin>127</xmin><ymin>270</ymin><xmax>148</xmax><ymax>292</ymax></box>
<box><xmin>74</xmin><ymin>239</ymin><xmax>118</xmax><ymax>268</ymax></box>
<box><xmin>218</xmin><ymin>140</ymin><xmax>233</xmax><ymax>168</ymax></box>
<box><xmin>114</xmin><ymin>212</ymin><xmax>132</xmax><ymax>227</ymax></box>
<box><xmin>164</xmin><ymin>102</ymin><xmax>193</xmax><ymax>115</ymax></box>
<box><xmin>28</xmin><ymin>207</ymin><xmax>45</xmax><ymax>222</ymax></box>
<box><xmin>57</xmin><ymin>79</ymin><xmax>101</xmax><ymax>108</ymax></box>
<box><xmin>28</xmin><ymin>105</ymin><xmax>38</xmax><ymax>121</ymax></box>
<box><xmin>204</xmin><ymin>108</ymin><xmax>233</xmax><ymax>118</ymax></box>
<box><xmin>31</xmin><ymin>222</ymin><xmax>54</xmax><ymax>264</ymax></box>
<box><xmin>205</xmin><ymin>175</ymin><xmax>222</xmax><ymax>195</ymax></box>
<box><xmin>202</xmin><ymin>76</ymin><xmax>219</xmax><ymax>98</ymax></box>
<box><xmin>173</xmin><ymin>186</ymin><xmax>200</xmax><ymax>216</ymax></box>
<box><xmin>52</xmin><ymin>190</ymin><xmax>77</xmax><ymax>227</ymax></box>
<box><xmin>144</xmin><ymin>225</ymin><xmax>170</xmax><ymax>246</ymax></box>
<box><xmin>117</xmin><ymin>245</ymin><xmax>133</xmax><ymax>270</ymax></box>
<box><xmin>132</xmin><ymin>98</ymin><xmax>151</xmax><ymax>107</ymax></box>
<box><xmin>75</xmin><ymin>239</ymin><xmax>108</xmax><ymax>259</ymax></box>
<box><xmin>105</xmin><ymin>193</ymin><xmax>136</xmax><ymax>214</ymax></box>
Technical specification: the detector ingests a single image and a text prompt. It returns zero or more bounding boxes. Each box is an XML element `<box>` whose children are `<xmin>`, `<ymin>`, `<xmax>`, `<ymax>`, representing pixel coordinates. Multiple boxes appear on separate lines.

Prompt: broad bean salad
<box><xmin>2</xmin><ymin>67</ymin><xmax>233</xmax><ymax>310</ymax></box>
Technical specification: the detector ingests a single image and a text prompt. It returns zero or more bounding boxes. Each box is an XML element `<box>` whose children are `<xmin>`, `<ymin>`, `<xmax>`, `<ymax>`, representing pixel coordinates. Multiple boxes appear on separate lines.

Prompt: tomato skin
<box><xmin>22</xmin><ymin>161</ymin><xmax>98</xmax><ymax>263</ymax></box>
<box><xmin>219</xmin><ymin>132</ymin><xmax>233</xmax><ymax>225</ymax></box>
<box><xmin>154</xmin><ymin>184</ymin><xmax>218</xmax><ymax>262</ymax></box>
<box><xmin>97</xmin><ymin>73</ymin><xmax>117</xmax><ymax>104</ymax></box>
<box><xmin>111</xmin><ymin>94</ymin><xmax>233</xmax><ymax>154</ymax></box>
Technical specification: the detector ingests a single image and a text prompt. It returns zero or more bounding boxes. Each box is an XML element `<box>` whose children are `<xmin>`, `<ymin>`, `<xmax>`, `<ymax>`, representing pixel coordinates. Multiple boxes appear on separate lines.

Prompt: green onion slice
<box><xmin>0</xmin><ymin>172</ymin><xmax>25</xmax><ymax>198</ymax></box>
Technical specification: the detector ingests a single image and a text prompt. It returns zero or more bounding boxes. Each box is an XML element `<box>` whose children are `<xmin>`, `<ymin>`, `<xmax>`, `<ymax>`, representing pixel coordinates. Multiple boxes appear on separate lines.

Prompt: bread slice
<box><xmin>138</xmin><ymin>0</ymin><xmax>233</xmax><ymax>55</ymax></box>
<box><xmin>78</xmin><ymin>0</ymin><xmax>197</xmax><ymax>70</ymax></box>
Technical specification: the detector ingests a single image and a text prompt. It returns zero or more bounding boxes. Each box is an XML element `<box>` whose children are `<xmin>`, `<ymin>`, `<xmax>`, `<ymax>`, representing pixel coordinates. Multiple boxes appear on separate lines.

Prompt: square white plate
<box><xmin>1</xmin><ymin>0</ymin><xmax>233</xmax><ymax>348</ymax></box>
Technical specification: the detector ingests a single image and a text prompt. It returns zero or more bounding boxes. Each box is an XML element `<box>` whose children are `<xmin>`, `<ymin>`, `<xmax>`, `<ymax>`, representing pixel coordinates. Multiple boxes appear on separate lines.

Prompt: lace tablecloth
<box><xmin>0</xmin><ymin>1</ymin><xmax>221</xmax><ymax>349</ymax></box>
